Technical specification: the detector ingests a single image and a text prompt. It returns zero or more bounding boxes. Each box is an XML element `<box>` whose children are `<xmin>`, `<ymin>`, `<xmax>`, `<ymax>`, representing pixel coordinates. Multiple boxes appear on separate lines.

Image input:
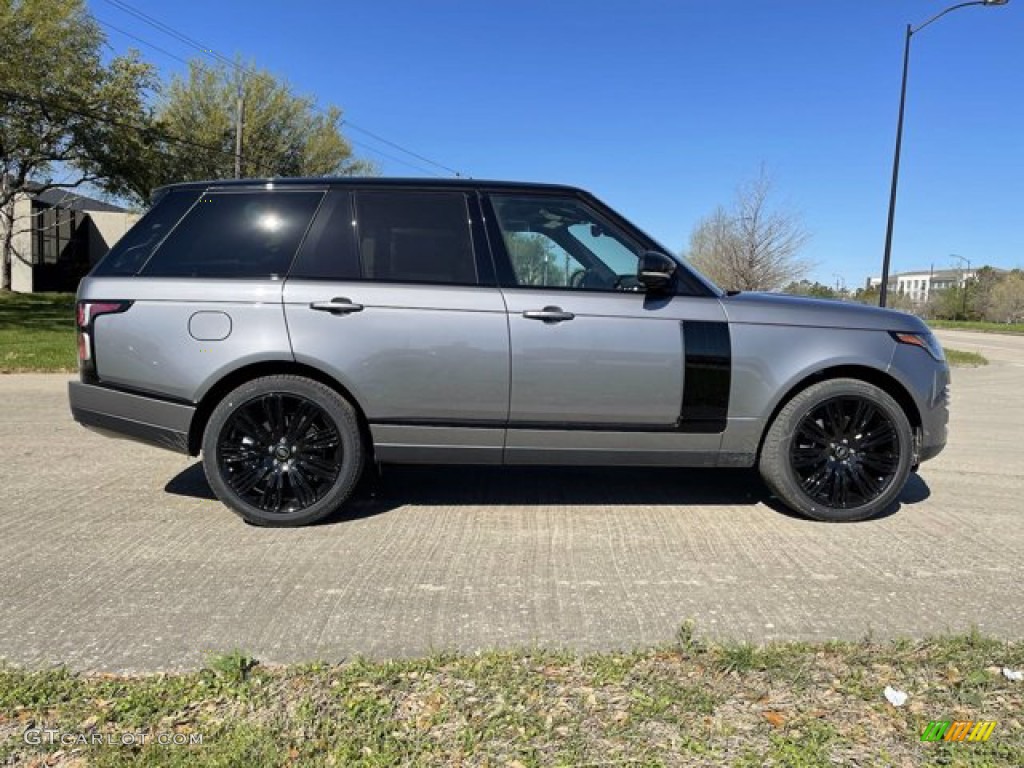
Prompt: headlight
<box><xmin>890</xmin><ymin>331</ymin><xmax>945</xmax><ymax>362</ymax></box>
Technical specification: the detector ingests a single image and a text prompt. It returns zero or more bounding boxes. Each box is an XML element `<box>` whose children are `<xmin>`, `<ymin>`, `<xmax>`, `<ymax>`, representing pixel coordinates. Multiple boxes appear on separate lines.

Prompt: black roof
<box><xmin>156</xmin><ymin>176</ymin><xmax>586</xmax><ymax>196</ymax></box>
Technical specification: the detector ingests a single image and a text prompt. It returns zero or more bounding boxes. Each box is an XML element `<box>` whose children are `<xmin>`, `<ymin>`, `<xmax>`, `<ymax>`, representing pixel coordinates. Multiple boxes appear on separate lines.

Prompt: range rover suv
<box><xmin>69</xmin><ymin>178</ymin><xmax>949</xmax><ymax>526</ymax></box>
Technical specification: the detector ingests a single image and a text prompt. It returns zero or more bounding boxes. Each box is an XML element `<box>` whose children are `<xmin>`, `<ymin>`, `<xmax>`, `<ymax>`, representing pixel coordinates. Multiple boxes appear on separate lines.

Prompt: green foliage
<box><xmin>504</xmin><ymin>232</ymin><xmax>573</xmax><ymax>287</ymax></box>
<box><xmin>102</xmin><ymin>60</ymin><xmax>375</xmax><ymax>204</ymax></box>
<box><xmin>781</xmin><ymin>279</ymin><xmax>839</xmax><ymax>299</ymax></box>
<box><xmin>204</xmin><ymin>650</ymin><xmax>258</xmax><ymax>684</ymax></box>
<box><xmin>987</xmin><ymin>271</ymin><xmax>1024</xmax><ymax>324</ymax></box>
<box><xmin>851</xmin><ymin>286</ymin><xmax>917</xmax><ymax>312</ymax></box>
<box><xmin>943</xmin><ymin>347</ymin><xmax>988</xmax><ymax>367</ymax></box>
<box><xmin>3</xmin><ymin>632</ymin><xmax>1022</xmax><ymax>767</ymax></box>
<box><xmin>928</xmin><ymin>319</ymin><xmax>1024</xmax><ymax>334</ymax></box>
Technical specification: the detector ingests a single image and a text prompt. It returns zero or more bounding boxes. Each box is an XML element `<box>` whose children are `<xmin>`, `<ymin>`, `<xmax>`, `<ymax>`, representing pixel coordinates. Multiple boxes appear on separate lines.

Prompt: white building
<box><xmin>865</xmin><ymin>268</ymin><xmax>980</xmax><ymax>305</ymax></box>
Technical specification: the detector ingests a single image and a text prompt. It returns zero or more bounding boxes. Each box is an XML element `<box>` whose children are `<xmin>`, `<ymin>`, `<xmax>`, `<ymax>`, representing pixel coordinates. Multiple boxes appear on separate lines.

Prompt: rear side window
<box><xmin>140</xmin><ymin>191</ymin><xmax>323</xmax><ymax>278</ymax></box>
<box><xmin>354</xmin><ymin>191</ymin><xmax>477</xmax><ymax>285</ymax></box>
<box><xmin>91</xmin><ymin>189</ymin><xmax>199</xmax><ymax>276</ymax></box>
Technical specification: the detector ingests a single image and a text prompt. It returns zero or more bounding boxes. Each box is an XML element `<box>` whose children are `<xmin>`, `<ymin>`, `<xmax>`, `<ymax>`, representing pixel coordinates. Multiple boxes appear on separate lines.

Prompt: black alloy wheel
<box><xmin>202</xmin><ymin>375</ymin><xmax>364</xmax><ymax>526</ymax></box>
<box><xmin>789</xmin><ymin>396</ymin><xmax>899</xmax><ymax>509</ymax></box>
<box><xmin>218</xmin><ymin>393</ymin><xmax>342</xmax><ymax>514</ymax></box>
<box><xmin>758</xmin><ymin>378</ymin><xmax>914</xmax><ymax>522</ymax></box>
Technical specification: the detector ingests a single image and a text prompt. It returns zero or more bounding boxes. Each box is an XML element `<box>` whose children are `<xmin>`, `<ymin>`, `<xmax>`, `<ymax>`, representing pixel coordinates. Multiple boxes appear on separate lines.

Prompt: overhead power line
<box><xmin>0</xmin><ymin>87</ymin><xmax>277</xmax><ymax>176</ymax></box>
<box><xmin>99</xmin><ymin>0</ymin><xmax>466</xmax><ymax>177</ymax></box>
<box><xmin>95</xmin><ymin>17</ymin><xmax>447</xmax><ymax>178</ymax></box>
<box><xmin>95</xmin><ymin>17</ymin><xmax>192</xmax><ymax>68</ymax></box>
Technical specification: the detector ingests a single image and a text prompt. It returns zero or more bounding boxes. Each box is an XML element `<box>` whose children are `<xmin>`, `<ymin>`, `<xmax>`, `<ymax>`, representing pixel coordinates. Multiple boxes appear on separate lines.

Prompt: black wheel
<box><xmin>201</xmin><ymin>375</ymin><xmax>364</xmax><ymax>527</ymax></box>
<box><xmin>758</xmin><ymin>378</ymin><xmax>914</xmax><ymax>522</ymax></box>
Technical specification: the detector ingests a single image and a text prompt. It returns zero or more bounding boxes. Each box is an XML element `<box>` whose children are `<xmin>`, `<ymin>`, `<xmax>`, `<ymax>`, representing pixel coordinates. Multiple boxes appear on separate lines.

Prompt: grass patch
<box><xmin>2</xmin><ymin>631</ymin><xmax>1022</xmax><ymax>766</ymax></box>
<box><xmin>0</xmin><ymin>291</ymin><xmax>77</xmax><ymax>373</ymax></box>
<box><xmin>944</xmin><ymin>347</ymin><xmax>989</xmax><ymax>367</ymax></box>
<box><xmin>929</xmin><ymin>319</ymin><xmax>1024</xmax><ymax>335</ymax></box>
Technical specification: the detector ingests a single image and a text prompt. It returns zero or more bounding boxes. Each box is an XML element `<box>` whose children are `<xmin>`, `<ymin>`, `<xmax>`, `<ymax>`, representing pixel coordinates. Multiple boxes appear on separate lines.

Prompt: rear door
<box><xmin>283</xmin><ymin>188</ymin><xmax>509</xmax><ymax>464</ymax></box>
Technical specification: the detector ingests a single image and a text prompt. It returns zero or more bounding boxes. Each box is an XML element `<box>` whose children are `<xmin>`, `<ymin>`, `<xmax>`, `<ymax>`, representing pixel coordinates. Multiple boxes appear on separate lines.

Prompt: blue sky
<box><xmin>89</xmin><ymin>0</ymin><xmax>1022</xmax><ymax>289</ymax></box>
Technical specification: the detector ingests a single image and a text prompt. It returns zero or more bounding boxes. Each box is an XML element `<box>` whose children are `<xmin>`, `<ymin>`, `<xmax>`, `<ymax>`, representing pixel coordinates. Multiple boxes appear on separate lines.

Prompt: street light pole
<box><xmin>878</xmin><ymin>0</ymin><xmax>1009</xmax><ymax>309</ymax></box>
<box><xmin>953</xmin><ymin>254</ymin><xmax>972</xmax><ymax>319</ymax></box>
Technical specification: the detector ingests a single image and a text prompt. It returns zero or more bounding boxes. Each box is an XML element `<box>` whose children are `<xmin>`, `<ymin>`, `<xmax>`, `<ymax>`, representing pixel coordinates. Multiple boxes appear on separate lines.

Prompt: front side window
<box><xmin>491</xmin><ymin>195</ymin><xmax>643</xmax><ymax>292</ymax></box>
<box><xmin>141</xmin><ymin>190</ymin><xmax>323</xmax><ymax>278</ymax></box>
<box><xmin>353</xmin><ymin>191</ymin><xmax>477</xmax><ymax>285</ymax></box>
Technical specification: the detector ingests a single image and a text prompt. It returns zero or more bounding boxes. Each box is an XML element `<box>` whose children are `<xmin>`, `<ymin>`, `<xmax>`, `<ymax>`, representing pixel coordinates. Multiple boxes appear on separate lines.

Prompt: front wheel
<box><xmin>201</xmin><ymin>375</ymin><xmax>364</xmax><ymax>527</ymax></box>
<box><xmin>758</xmin><ymin>378</ymin><xmax>914</xmax><ymax>522</ymax></box>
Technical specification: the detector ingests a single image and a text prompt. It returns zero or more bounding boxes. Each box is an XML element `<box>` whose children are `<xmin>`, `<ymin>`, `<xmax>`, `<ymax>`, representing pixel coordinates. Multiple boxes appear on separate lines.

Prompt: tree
<box><xmin>504</xmin><ymin>232</ymin><xmax>566</xmax><ymax>286</ymax></box>
<box><xmin>98</xmin><ymin>60</ymin><xmax>375</xmax><ymax>205</ymax></box>
<box><xmin>0</xmin><ymin>0</ymin><xmax>154</xmax><ymax>289</ymax></box>
<box><xmin>986</xmin><ymin>270</ymin><xmax>1024</xmax><ymax>324</ymax></box>
<box><xmin>966</xmin><ymin>266</ymin><xmax>1003</xmax><ymax>321</ymax></box>
<box><xmin>781</xmin><ymin>280</ymin><xmax>838</xmax><ymax>299</ymax></box>
<box><xmin>684</xmin><ymin>170</ymin><xmax>811</xmax><ymax>291</ymax></box>
<box><xmin>853</xmin><ymin>285</ymin><xmax>917</xmax><ymax>313</ymax></box>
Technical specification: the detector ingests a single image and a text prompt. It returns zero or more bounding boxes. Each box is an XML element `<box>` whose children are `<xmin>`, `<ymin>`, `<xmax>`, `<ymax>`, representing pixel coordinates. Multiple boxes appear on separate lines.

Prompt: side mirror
<box><xmin>637</xmin><ymin>251</ymin><xmax>676</xmax><ymax>293</ymax></box>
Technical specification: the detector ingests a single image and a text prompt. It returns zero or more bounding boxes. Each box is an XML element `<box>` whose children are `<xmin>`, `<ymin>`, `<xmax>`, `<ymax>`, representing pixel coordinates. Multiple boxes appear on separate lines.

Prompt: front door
<box><xmin>485</xmin><ymin>192</ymin><xmax>728</xmax><ymax>464</ymax></box>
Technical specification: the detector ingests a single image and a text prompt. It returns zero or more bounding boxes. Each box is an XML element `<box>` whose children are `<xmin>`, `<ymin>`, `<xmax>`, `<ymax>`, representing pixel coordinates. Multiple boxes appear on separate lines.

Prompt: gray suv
<box><xmin>68</xmin><ymin>179</ymin><xmax>949</xmax><ymax>526</ymax></box>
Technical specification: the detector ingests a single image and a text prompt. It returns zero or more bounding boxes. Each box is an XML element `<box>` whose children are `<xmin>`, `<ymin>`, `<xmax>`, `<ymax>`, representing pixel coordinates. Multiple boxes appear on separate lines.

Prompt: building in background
<box><xmin>865</xmin><ymin>267</ymin><xmax>987</xmax><ymax>305</ymax></box>
<box><xmin>3</xmin><ymin>183</ymin><xmax>140</xmax><ymax>293</ymax></box>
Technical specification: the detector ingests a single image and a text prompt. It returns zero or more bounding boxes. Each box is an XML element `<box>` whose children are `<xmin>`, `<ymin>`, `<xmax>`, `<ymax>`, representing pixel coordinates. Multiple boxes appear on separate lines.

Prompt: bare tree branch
<box><xmin>684</xmin><ymin>169</ymin><xmax>812</xmax><ymax>292</ymax></box>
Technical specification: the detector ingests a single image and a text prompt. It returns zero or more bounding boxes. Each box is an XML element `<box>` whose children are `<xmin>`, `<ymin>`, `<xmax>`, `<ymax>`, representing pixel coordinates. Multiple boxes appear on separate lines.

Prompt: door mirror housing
<box><xmin>637</xmin><ymin>251</ymin><xmax>676</xmax><ymax>293</ymax></box>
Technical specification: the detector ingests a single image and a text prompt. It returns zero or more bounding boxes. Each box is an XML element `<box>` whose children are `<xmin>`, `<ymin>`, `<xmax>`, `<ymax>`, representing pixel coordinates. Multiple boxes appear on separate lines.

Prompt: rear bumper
<box><xmin>68</xmin><ymin>381</ymin><xmax>195</xmax><ymax>455</ymax></box>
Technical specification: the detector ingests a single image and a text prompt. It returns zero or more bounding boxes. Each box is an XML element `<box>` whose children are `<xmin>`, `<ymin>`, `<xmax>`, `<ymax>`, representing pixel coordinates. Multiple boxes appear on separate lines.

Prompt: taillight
<box><xmin>77</xmin><ymin>331</ymin><xmax>91</xmax><ymax>363</ymax></box>
<box><xmin>77</xmin><ymin>301</ymin><xmax>128</xmax><ymax>329</ymax></box>
<box><xmin>76</xmin><ymin>300</ymin><xmax>132</xmax><ymax>369</ymax></box>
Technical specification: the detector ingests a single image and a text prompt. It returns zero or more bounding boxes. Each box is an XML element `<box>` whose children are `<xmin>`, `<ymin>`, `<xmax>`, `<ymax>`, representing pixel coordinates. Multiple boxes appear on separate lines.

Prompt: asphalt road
<box><xmin>1</xmin><ymin>330</ymin><xmax>1021</xmax><ymax>672</ymax></box>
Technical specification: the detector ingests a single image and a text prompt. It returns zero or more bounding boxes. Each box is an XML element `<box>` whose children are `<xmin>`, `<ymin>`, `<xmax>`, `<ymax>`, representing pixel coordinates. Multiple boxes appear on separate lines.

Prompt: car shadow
<box><xmin>164</xmin><ymin>463</ymin><xmax>932</xmax><ymax>525</ymax></box>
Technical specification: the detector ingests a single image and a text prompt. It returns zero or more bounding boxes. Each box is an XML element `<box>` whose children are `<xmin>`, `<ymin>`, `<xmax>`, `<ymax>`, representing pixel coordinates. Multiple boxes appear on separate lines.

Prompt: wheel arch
<box><xmin>187</xmin><ymin>360</ymin><xmax>373</xmax><ymax>458</ymax></box>
<box><xmin>755</xmin><ymin>364</ymin><xmax>923</xmax><ymax>462</ymax></box>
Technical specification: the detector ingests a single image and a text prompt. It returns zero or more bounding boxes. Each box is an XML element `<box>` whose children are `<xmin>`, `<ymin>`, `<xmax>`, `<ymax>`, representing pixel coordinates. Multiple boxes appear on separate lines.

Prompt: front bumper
<box><xmin>68</xmin><ymin>381</ymin><xmax>195</xmax><ymax>455</ymax></box>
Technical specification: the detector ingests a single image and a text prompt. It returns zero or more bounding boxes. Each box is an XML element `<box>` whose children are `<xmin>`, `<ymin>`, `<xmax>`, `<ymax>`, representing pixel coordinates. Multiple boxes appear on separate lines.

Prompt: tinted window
<box><xmin>91</xmin><ymin>189</ymin><xmax>199</xmax><ymax>276</ymax></box>
<box><xmin>288</xmin><ymin>191</ymin><xmax>360</xmax><ymax>280</ymax></box>
<box><xmin>141</xmin><ymin>191</ymin><xmax>323</xmax><ymax>278</ymax></box>
<box><xmin>491</xmin><ymin>195</ymin><xmax>643</xmax><ymax>292</ymax></box>
<box><xmin>354</xmin><ymin>191</ymin><xmax>477</xmax><ymax>285</ymax></box>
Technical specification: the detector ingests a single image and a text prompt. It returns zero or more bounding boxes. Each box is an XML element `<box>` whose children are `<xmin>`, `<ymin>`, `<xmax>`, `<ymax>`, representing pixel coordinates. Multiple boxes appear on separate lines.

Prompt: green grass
<box><xmin>0</xmin><ymin>291</ymin><xmax>77</xmax><ymax>373</ymax></box>
<box><xmin>944</xmin><ymin>347</ymin><xmax>989</xmax><ymax>367</ymax></box>
<box><xmin>929</xmin><ymin>319</ymin><xmax>1024</xmax><ymax>335</ymax></box>
<box><xmin>2</xmin><ymin>633</ymin><xmax>1023</xmax><ymax>767</ymax></box>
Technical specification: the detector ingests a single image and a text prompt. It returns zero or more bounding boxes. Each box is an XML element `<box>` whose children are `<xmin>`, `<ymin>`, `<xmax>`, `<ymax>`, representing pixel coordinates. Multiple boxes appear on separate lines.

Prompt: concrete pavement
<box><xmin>0</xmin><ymin>333</ymin><xmax>1021</xmax><ymax>672</ymax></box>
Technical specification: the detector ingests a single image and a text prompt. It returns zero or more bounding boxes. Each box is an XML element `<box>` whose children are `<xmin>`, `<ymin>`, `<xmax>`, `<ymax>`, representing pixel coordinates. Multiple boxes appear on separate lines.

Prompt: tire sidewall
<box><xmin>202</xmin><ymin>376</ymin><xmax>363</xmax><ymax>527</ymax></box>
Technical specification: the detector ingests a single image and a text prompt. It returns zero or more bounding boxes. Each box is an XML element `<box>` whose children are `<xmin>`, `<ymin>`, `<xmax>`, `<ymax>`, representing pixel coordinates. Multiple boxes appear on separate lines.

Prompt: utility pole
<box><xmin>234</xmin><ymin>79</ymin><xmax>244</xmax><ymax>179</ymax></box>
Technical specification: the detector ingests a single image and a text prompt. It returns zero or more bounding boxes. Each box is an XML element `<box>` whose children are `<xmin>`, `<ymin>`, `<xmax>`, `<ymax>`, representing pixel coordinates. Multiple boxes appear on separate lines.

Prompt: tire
<box><xmin>201</xmin><ymin>375</ymin><xmax>364</xmax><ymax>527</ymax></box>
<box><xmin>758</xmin><ymin>378</ymin><xmax>914</xmax><ymax>522</ymax></box>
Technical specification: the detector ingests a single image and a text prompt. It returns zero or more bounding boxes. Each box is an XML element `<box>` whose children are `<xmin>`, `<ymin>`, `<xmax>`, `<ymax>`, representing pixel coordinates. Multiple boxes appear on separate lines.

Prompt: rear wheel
<box><xmin>759</xmin><ymin>378</ymin><xmax>913</xmax><ymax>522</ymax></box>
<box><xmin>202</xmin><ymin>375</ymin><xmax>364</xmax><ymax>527</ymax></box>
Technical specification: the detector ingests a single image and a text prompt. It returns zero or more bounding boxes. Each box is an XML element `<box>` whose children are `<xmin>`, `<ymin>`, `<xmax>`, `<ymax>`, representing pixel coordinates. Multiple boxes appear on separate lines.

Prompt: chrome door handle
<box><xmin>310</xmin><ymin>298</ymin><xmax>364</xmax><ymax>314</ymax></box>
<box><xmin>522</xmin><ymin>306</ymin><xmax>575</xmax><ymax>323</ymax></box>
